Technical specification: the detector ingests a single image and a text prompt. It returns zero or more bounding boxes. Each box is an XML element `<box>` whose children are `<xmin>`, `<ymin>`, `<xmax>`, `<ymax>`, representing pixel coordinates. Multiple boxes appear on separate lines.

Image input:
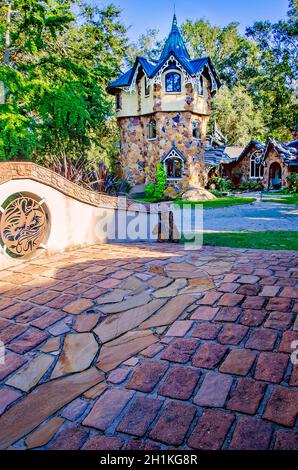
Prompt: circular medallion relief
<box><xmin>0</xmin><ymin>195</ymin><xmax>48</xmax><ymax>257</ymax></box>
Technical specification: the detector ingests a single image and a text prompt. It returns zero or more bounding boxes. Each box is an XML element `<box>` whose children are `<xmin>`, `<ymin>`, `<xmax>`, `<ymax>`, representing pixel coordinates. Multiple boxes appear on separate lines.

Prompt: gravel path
<box><xmin>202</xmin><ymin>201</ymin><xmax>298</xmax><ymax>232</ymax></box>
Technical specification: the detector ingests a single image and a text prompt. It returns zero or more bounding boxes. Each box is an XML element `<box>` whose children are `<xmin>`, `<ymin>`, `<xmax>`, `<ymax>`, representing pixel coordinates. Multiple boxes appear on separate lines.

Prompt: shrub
<box><xmin>51</xmin><ymin>157</ymin><xmax>130</xmax><ymax>195</ymax></box>
<box><xmin>207</xmin><ymin>176</ymin><xmax>233</xmax><ymax>192</ymax></box>
<box><xmin>287</xmin><ymin>173</ymin><xmax>298</xmax><ymax>193</ymax></box>
<box><xmin>145</xmin><ymin>163</ymin><xmax>167</xmax><ymax>202</ymax></box>
<box><xmin>238</xmin><ymin>180</ymin><xmax>263</xmax><ymax>191</ymax></box>
<box><xmin>230</xmin><ymin>169</ymin><xmax>243</xmax><ymax>187</ymax></box>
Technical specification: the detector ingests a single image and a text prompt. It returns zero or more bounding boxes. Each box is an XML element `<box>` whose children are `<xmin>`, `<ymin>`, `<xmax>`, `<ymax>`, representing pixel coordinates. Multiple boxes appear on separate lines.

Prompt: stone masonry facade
<box><xmin>118</xmin><ymin>81</ymin><xmax>211</xmax><ymax>197</ymax></box>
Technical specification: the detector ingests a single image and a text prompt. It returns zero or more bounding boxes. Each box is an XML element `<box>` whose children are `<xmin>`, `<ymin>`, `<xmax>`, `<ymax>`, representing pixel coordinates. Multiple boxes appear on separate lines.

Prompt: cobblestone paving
<box><xmin>0</xmin><ymin>243</ymin><xmax>297</xmax><ymax>450</ymax></box>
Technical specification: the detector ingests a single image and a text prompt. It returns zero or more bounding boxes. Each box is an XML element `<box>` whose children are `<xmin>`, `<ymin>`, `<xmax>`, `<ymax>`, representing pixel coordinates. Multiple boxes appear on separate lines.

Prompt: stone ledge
<box><xmin>0</xmin><ymin>161</ymin><xmax>119</xmax><ymax>209</ymax></box>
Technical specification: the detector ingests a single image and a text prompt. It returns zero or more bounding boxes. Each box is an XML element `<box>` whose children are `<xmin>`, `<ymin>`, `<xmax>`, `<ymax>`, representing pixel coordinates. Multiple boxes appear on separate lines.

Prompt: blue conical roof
<box><xmin>160</xmin><ymin>14</ymin><xmax>190</xmax><ymax>61</ymax></box>
<box><xmin>107</xmin><ymin>15</ymin><xmax>221</xmax><ymax>94</ymax></box>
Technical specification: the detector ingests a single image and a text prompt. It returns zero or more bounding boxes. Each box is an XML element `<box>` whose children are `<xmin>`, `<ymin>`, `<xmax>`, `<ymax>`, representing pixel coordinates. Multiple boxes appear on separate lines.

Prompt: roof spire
<box><xmin>160</xmin><ymin>14</ymin><xmax>190</xmax><ymax>60</ymax></box>
<box><xmin>172</xmin><ymin>13</ymin><xmax>178</xmax><ymax>29</ymax></box>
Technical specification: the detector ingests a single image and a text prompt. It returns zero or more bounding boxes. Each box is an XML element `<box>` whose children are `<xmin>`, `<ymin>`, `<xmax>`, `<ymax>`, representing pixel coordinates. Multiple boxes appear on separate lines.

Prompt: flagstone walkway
<box><xmin>0</xmin><ymin>243</ymin><xmax>297</xmax><ymax>450</ymax></box>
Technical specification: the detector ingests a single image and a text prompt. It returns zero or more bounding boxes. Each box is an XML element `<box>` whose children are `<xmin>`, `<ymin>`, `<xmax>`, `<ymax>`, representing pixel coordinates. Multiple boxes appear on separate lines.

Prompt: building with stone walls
<box><xmin>223</xmin><ymin>138</ymin><xmax>298</xmax><ymax>190</ymax></box>
<box><xmin>107</xmin><ymin>15</ymin><xmax>221</xmax><ymax>197</ymax></box>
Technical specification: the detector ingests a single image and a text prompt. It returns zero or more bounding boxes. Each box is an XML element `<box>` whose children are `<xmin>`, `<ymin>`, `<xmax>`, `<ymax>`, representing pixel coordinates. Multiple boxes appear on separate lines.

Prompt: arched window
<box><xmin>192</xmin><ymin>120</ymin><xmax>202</xmax><ymax>139</ymax></box>
<box><xmin>147</xmin><ymin>119</ymin><xmax>156</xmax><ymax>140</ymax></box>
<box><xmin>163</xmin><ymin>148</ymin><xmax>185</xmax><ymax>179</ymax></box>
<box><xmin>165</xmin><ymin>72</ymin><xmax>181</xmax><ymax>93</ymax></box>
<box><xmin>115</xmin><ymin>93</ymin><xmax>121</xmax><ymax>111</ymax></box>
<box><xmin>250</xmin><ymin>152</ymin><xmax>264</xmax><ymax>179</ymax></box>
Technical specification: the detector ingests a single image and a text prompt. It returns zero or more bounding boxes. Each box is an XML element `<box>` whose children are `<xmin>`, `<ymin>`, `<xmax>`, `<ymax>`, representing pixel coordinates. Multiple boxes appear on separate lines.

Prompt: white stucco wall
<box><xmin>116</xmin><ymin>71</ymin><xmax>210</xmax><ymax>118</ymax></box>
<box><xmin>0</xmin><ymin>179</ymin><xmax>158</xmax><ymax>270</ymax></box>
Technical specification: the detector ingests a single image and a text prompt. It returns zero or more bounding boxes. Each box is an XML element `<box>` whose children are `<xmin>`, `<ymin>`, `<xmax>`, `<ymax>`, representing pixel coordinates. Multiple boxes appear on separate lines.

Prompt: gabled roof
<box><xmin>266</xmin><ymin>138</ymin><xmax>298</xmax><ymax>165</ymax></box>
<box><xmin>222</xmin><ymin>138</ymin><xmax>298</xmax><ymax>167</ymax></box>
<box><xmin>204</xmin><ymin>145</ymin><xmax>232</xmax><ymax>167</ymax></box>
<box><xmin>223</xmin><ymin>140</ymin><xmax>266</xmax><ymax>166</ymax></box>
<box><xmin>161</xmin><ymin>146</ymin><xmax>186</xmax><ymax>162</ymax></box>
<box><xmin>224</xmin><ymin>146</ymin><xmax>245</xmax><ymax>158</ymax></box>
<box><xmin>107</xmin><ymin>15</ymin><xmax>220</xmax><ymax>94</ymax></box>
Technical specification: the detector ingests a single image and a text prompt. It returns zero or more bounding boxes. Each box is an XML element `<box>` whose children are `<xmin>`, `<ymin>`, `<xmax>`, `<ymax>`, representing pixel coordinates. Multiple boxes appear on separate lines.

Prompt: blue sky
<box><xmin>105</xmin><ymin>0</ymin><xmax>289</xmax><ymax>41</ymax></box>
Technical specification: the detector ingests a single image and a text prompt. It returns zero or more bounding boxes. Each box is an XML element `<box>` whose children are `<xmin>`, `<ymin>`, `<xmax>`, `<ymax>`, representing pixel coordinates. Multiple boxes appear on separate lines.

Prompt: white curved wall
<box><xmin>0</xmin><ymin>179</ymin><xmax>158</xmax><ymax>270</ymax></box>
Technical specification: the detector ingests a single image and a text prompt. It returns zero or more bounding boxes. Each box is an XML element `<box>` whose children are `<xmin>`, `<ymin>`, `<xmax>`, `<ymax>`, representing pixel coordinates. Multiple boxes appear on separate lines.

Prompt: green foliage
<box><xmin>286</xmin><ymin>173</ymin><xmax>298</xmax><ymax>193</ymax></box>
<box><xmin>181</xmin><ymin>20</ymin><xmax>259</xmax><ymax>88</ymax></box>
<box><xmin>51</xmin><ymin>155</ymin><xmax>130</xmax><ymax>195</ymax></box>
<box><xmin>207</xmin><ymin>175</ymin><xmax>233</xmax><ymax>192</ymax></box>
<box><xmin>145</xmin><ymin>163</ymin><xmax>167</xmax><ymax>202</ymax></box>
<box><xmin>238</xmin><ymin>180</ymin><xmax>264</xmax><ymax>191</ymax></box>
<box><xmin>0</xmin><ymin>1</ymin><xmax>128</xmax><ymax>163</ymax></box>
<box><xmin>132</xmin><ymin>3</ymin><xmax>297</xmax><ymax>142</ymax></box>
<box><xmin>200</xmin><ymin>231</ymin><xmax>298</xmax><ymax>250</ymax></box>
<box><xmin>175</xmin><ymin>197</ymin><xmax>256</xmax><ymax>208</ymax></box>
<box><xmin>209</xmin><ymin>85</ymin><xmax>266</xmax><ymax>145</ymax></box>
<box><xmin>125</xmin><ymin>29</ymin><xmax>164</xmax><ymax>67</ymax></box>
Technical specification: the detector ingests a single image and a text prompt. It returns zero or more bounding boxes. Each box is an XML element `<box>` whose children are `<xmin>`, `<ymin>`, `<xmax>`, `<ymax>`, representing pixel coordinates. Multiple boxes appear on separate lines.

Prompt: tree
<box><xmin>129</xmin><ymin>3</ymin><xmax>297</xmax><ymax>142</ymax></box>
<box><xmin>246</xmin><ymin>0</ymin><xmax>298</xmax><ymax>140</ymax></box>
<box><xmin>125</xmin><ymin>29</ymin><xmax>163</xmax><ymax>67</ymax></box>
<box><xmin>209</xmin><ymin>85</ymin><xmax>266</xmax><ymax>146</ymax></box>
<box><xmin>0</xmin><ymin>1</ymin><xmax>128</xmax><ymax>162</ymax></box>
<box><xmin>181</xmin><ymin>19</ymin><xmax>260</xmax><ymax>88</ymax></box>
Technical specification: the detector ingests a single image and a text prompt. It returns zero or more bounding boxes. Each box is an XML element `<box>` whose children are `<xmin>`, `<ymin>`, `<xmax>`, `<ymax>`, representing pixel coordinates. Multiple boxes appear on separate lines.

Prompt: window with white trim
<box><xmin>165</xmin><ymin>71</ymin><xmax>181</xmax><ymax>93</ymax></box>
<box><xmin>198</xmin><ymin>76</ymin><xmax>204</xmax><ymax>96</ymax></box>
<box><xmin>147</xmin><ymin>118</ymin><xmax>156</xmax><ymax>140</ymax></box>
<box><xmin>192</xmin><ymin>120</ymin><xmax>202</xmax><ymax>139</ymax></box>
<box><xmin>115</xmin><ymin>93</ymin><xmax>121</xmax><ymax>111</ymax></box>
<box><xmin>144</xmin><ymin>76</ymin><xmax>150</xmax><ymax>97</ymax></box>
<box><xmin>164</xmin><ymin>150</ymin><xmax>184</xmax><ymax>179</ymax></box>
<box><xmin>250</xmin><ymin>151</ymin><xmax>264</xmax><ymax>179</ymax></box>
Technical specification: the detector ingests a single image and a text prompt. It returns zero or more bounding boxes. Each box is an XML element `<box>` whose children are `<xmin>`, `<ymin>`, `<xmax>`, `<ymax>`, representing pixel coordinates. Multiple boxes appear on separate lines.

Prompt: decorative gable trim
<box><xmin>161</xmin><ymin>146</ymin><xmax>186</xmax><ymax>163</ymax></box>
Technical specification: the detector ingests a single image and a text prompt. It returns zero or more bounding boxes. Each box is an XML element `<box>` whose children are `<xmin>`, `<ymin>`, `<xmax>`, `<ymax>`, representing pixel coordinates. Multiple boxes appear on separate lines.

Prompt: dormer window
<box><xmin>162</xmin><ymin>147</ymin><xmax>185</xmax><ymax>179</ymax></box>
<box><xmin>165</xmin><ymin>72</ymin><xmax>181</xmax><ymax>93</ymax></box>
<box><xmin>148</xmin><ymin>118</ymin><xmax>156</xmax><ymax>140</ymax></box>
<box><xmin>144</xmin><ymin>77</ymin><xmax>150</xmax><ymax>97</ymax></box>
<box><xmin>192</xmin><ymin>121</ymin><xmax>202</xmax><ymax>139</ymax></box>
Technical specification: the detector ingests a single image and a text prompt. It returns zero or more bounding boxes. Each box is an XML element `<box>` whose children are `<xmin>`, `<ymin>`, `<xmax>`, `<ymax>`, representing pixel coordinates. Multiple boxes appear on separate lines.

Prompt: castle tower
<box><xmin>108</xmin><ymin>15</ymin><xmax>221</xmax><ymax>197</ymax></box>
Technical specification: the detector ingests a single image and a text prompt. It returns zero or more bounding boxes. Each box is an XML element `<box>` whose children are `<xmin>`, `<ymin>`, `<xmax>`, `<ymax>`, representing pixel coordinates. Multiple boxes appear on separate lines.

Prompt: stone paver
<box><xmin>227</xmin><ymin>378</ymin><xmax>267</xmax><ymax>414</ymax></box>
<box><xmin>25</xmin><ymin>417</ymin><xmax>65</xmax><ymax>449</ymax></box>
<box><xmin>158</xmin><ymin>366</ymin><xmax>200</xmax><ymax>400</ymax></box>
<box><xmin>149</xmin><ymin>401</ymin><xmax>196</xmax><ymax>446</ymax></box>
<box><xmin>188</xmin><ymin>410</ymin><xmax>235</xmax><ymax>450</ymax></box>
<box><xmin>193</xmin><ymin>371</ymin><xmax>232</xmax><ymax>407</ymax></box>
<box><xmin>126</xmin><ymin>360</ymin><xmax>168</xmax><ymax>392</ymax></box>
<box><xmin>116</xmin><ymin>396</ymin><xmax>162</xmax><ymax>437</ymax></box>
<box><xmin>0</xmin><ymin>242</ymin><xmax>297</xmax><ymax>450</ymax></box>
<box><xmin>229</xmin><ymin>417</ymin><xmax>272</xmax><ymax>450</ymax></box>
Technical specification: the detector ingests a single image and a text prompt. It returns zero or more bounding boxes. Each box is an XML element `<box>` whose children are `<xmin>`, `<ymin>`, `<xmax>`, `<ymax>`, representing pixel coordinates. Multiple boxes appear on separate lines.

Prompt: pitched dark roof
<box><xmin>222</xmin><ymin>140</ymin><xmax>266</xmax><ymax>166</ymax></box>
<box><xmin>107</xmin><ymin>15</ymin><xmax>220</xmax><ymax>93</ymax></box>
<box><xmin>204</xmin><ymin>145</ymin><xmax>234</xmax><ymax>167</ymax></box>
<box><xmin>266</xmin><ymin>138</ymin><xmax>298</xmax><ymax>165</ymax></box>
<box><xmin>161</xmin><ymin>146</ymin><xmax>186</xmax><ymax>162</ymax></box>
<box><xmin>222</xmin><ymin>138</ymin><xmax>298</xmax><ymax>167</ymax></box>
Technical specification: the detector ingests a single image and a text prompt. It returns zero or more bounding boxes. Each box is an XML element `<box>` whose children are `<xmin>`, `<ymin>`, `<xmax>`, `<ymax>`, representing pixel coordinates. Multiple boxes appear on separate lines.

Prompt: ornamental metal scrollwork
<box><xmin>0</xmin><ymin>196</ymin><xmax>48</xmax><ymax>257</ymax></box>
